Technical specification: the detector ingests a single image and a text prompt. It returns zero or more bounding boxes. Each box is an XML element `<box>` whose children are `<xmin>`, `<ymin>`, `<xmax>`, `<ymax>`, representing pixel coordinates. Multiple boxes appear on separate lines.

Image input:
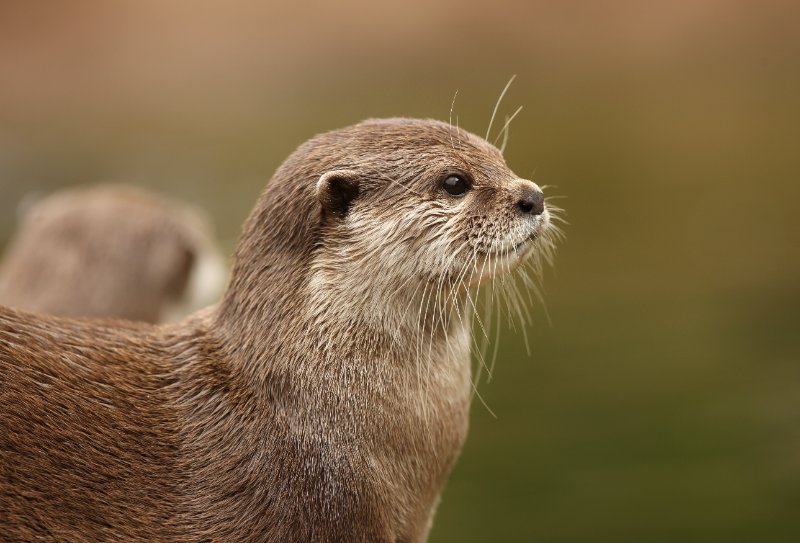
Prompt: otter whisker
<box><xmin>422</xmin><ymin>262</ymin><xmax>447</xmax><ymax>442</ymax></box>
<box><xmin>438</xmin><ymin>238</ymin><xmax>474</xmax><ymax>286</ymax></box>
<box><xmin>462</xmin><ymin>256</ymin><xmax>497</xmax><ymax>418</ymax></box>
<box><xmin>507</xmin><ymin>274</ymin><xmax>534</xmax><ymax>331</ymax></box>
<box><xmin>388</xmin><ymin>264</ymin><xmax>426</xmax><ymax>308</ymax></box>
<box><xmin>468</xmin><ymin>366</ymin><xmax>498</xmax><ymax>419</ymax></box>
<box><xmin>499</xmin><ymin>283</ymin><xmax>518</xmax><ymax>335</ymax></box>
<box><xmin>487</xmin><ymin>287</ymin><xmax>504</xmax><ymax>383</ymax></box>
<box><xmin>515</xmin><ymin>262</ymin><xmax>537</xmax><ymax>309</ymax></box>
<box><xmin>497</xmin><ymin>247</ymin><xmax>516</xmax><ymax>325</ymax></box>
<box><xmin>467</xmin><ymin>266</ymin><xmax>491</xmax><ymax>386</ymax></box>
<box><xmin>478</xmin><ymin>286</ymin><xmax>494</xmax><ymax>381</ymax></box>
<box><xmin>463</xmin><ymin>254</ymin><xmax>491</xmax><ymax>346</ymax></box>
<box><xmin>522</xmin><ymin>264</ymin><xmax>552</xmax><ymax>328</ymax></box>
<box><xmin>449</xmin><ymin>89</ymin><xmax>459</xmax><ymax>150</ymax></box>
<box><xmin>481</xmin><ymin>249</ymin><xmax>502</xmax><ymax>383</ymax></box>
<box><xmin>493</xmin><ymin>105</ymin><xmax>523</xmax><ymax>148</ymax></box>
<box><xmin>507</xmin><ymin>246</ymin><xmax>533</xmax><ymax>331</ymax></box>
<box><xmin>461</xmin><ymin>245</ymin><xmax>495</xmax><ymax>381</ymax></box>
<box><xmin>413</xmin><ymin>281</ymin><xmax>437</xmax><ymax>441</ymax></box>
<box><xmin>499</xmin><ymin>115</ymin><xmax>511</xmax><ymax>154</ymax></box>
<box><xmin>543</xmin><ymin>199</ymin><xmax>567</xmax><ymax>218</ymax></box>
<box><xmin>486</xmin><ymin>74</ymin><xmax>517</xmax><ymax>141</ymax></box>
<box><xmin>488</xmin><ymin>245</ymin><xmax>508</xmax><ymax>379</ymax></box>
<box><xmin>482</xmin><ymin>249</ymin><xmax>506</xmax><ymax>383</ymax></box>
<box><xmin>462</xmin><ymin>253</ymin><xmax>494</xmax><ymax>380</ymax></box>
<box><xmin>446</xmin><ymin>250</ymin><xmax>476</xmax><ymax>321</ymax></box>
<box><xmin>369</xmin><ymin>170</ymin><xmax>423</xmax><ymax>198</ymax></box>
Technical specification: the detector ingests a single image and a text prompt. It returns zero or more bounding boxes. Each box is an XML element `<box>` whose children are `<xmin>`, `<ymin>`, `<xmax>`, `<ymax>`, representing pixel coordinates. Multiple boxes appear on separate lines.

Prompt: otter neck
<box><xmin>217</xmin><ymin>264</ymin><xmax>470</xmax><ymax>388</ymax></box>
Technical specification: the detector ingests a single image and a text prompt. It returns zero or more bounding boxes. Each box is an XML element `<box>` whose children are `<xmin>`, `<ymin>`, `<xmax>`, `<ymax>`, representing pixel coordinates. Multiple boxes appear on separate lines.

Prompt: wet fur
<box><xmin>0</xmin><ymin>119</ymin><xmax>553</xmax><ymax>542</ymax></box>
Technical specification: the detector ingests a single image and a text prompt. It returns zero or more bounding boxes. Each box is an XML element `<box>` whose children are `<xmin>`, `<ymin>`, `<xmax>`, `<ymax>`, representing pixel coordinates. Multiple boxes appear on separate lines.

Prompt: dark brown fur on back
<box><xmin>0</xmin><ymin>119</ymin><xmax>553</xmax><ymax>542</ymax></box>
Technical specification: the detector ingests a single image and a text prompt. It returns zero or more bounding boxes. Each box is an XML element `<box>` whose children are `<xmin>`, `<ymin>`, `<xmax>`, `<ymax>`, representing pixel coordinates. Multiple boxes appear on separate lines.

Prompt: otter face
<box><xmin>430</xmin><ymin>168</ymin><xmax>550</xmax><ymax>285</ymax></box>
<box><xmin>312</xmin><ymin>118</ymin><xmax>556</xmax><ymax>305</ymax></box>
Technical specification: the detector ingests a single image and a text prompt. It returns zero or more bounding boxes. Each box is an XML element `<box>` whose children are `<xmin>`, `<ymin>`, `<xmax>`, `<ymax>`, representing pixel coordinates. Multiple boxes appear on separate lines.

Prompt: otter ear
<box><xmin>316</xmin><ymin>170</ymin><xmax>360</xmax><ymax>216</ymax></box>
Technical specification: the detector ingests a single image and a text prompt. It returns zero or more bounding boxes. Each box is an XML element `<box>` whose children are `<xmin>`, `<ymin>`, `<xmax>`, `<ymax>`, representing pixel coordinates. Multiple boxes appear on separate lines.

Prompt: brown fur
<box><xmin>0</xmin><ymin>185</ymin><xmax>224</xmax><ymax>323</ymax></box>
<box><xmin>0</xmin><ymin>119</ymin><xmax>553</xmax><ymax>542</ymax></box>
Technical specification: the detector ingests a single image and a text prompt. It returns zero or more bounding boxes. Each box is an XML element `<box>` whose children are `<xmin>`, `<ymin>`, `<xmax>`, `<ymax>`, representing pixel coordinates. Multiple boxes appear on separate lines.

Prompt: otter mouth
<box><xmin>466</xmin><ymin>215</ymin><xmax>551</xmax><ymax>286</ymax></box>
<box><xmin>511</xmin><ymin>232</ymin><xmax>539</xmax><ymax>253</ymax></box>
<box><xmin>484</xmin><ymin>211</ymin><xmax>550</xmax><ymax>259</ymax></box>
<box><xmin>486</xmin><ymin>229</ymin><xmax>541</xmax><ymax>259</ymax></box>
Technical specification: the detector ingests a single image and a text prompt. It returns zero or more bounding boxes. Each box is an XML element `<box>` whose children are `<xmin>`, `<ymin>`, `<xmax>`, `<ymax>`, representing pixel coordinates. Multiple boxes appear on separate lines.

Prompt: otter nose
<box><xmin>517</xmin><ymin>187</ymin><xmax>545</xmax><ymax>216</ymax></box>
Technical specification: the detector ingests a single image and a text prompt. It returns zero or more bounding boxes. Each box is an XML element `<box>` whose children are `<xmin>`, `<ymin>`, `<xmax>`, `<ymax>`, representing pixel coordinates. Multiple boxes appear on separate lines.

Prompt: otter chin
<box><xmin>0</xmin><ymin>118</ymin><xmax>558</xmax><ymax>543</ymax></box>
<box><xmin>475</xmin><ymin>212</ymin><xmax>551</xmax><ymax>281</ymax></box>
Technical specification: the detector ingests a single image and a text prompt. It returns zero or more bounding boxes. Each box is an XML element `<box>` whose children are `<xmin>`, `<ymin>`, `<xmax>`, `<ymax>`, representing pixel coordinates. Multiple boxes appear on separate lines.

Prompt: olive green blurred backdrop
<box><xmin>1</xmin><ymin>1</ymin><xmax>798</xmax><ymax>541</ymax></box>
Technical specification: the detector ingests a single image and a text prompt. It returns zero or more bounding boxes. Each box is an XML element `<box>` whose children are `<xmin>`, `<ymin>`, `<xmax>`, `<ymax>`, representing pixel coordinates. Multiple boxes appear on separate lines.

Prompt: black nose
<box><xmin>517</xmin><ymin>189</ymin><xmax>545</xmax><ymax>216</ymax></box>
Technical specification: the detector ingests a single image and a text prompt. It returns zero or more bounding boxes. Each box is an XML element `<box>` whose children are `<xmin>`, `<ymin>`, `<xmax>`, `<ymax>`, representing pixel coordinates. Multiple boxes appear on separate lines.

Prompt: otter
<box><xmin>0</xmin><ymin>185</ymin><xmax>226</xmax><ymax>323</ymax></box>
<box><xmin>0</xmin><ymin>118</ymin><xmax>556</xmax><ymax>542</ymax></box>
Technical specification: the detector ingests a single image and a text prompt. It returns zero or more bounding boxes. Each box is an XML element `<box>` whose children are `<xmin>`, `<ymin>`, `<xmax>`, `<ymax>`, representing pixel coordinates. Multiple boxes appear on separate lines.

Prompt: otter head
<box><xmin>223</xmin><ymin>118</ymin><xmax>555</xmax><ymax>336</ymax></box>
<box><xmin>312</xmin><ymin>119</ymin><xmax>550</xmax><ymax>321</ymax></box>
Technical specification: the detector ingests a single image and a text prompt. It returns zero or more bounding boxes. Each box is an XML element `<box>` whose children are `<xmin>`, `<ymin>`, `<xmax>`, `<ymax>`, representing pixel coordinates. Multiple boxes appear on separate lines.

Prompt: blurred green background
<box><xmin>1</xmin><ymin>1</ymin><xmax>798</xmax><ymax>541</ymax></box>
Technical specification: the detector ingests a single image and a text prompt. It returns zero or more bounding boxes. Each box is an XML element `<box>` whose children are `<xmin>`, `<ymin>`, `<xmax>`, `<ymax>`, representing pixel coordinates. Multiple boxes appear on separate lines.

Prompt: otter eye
<box><xmin>442</xmin><ymin>175</ymin><xmax>470</xmax><ymax>197</ymax></box>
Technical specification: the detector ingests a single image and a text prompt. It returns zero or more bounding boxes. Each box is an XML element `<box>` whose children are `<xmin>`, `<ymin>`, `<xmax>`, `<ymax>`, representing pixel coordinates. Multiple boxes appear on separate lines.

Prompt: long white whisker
<box><xmin>499</xmin><ymin>115</ymin><xmax>511</xmax><ymax>154</ymax></box>
<box><xmin>486</xmin><ymin>74</ymin><xmax>516</xmax><ymax>141</ymax></box>
<box><xmin>449</xmin><ymin>89</ymin><xmax>459</xmax><ymax>150</ymax></box>
<box><xmin>493</xmin><ymin>105</ymin><xmax>523</xmax><ymax>147</ymax></box>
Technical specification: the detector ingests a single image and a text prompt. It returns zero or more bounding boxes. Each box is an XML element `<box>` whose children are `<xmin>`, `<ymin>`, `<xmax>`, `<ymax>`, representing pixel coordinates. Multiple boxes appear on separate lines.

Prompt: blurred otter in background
<box><xmin>0</xmin><ymin>185</ymin><xmax>227</xmax><ymax>323</ymax></box>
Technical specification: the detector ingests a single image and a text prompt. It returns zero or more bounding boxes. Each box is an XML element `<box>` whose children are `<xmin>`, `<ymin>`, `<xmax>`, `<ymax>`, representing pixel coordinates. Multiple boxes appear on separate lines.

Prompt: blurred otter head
<box><xmin>0</xmin><ymin>185</ymin><xmax>226</xmax><ymax>323</ymax></box>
